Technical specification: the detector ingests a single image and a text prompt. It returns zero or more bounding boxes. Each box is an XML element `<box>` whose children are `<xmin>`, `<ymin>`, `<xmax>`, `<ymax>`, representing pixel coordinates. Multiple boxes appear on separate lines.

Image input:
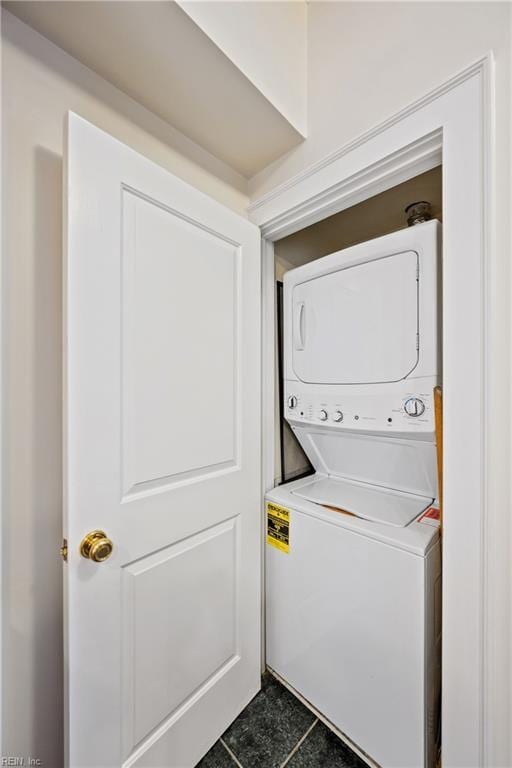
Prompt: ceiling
<box><xmin>4</xmin><ymin>1</ymin><xmax>305</xmax><ymax>178</ymax></box>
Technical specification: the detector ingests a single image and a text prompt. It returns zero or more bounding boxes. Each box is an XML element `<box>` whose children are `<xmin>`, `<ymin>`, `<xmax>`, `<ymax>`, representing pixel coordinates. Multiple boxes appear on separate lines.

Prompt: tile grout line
<box><xmin>220</xmin><ymin>737</ymin><xmax>245</xmax><ymax>768</ymax></box>
<box><xmin>279</xmin><ymin>718</ymin><xmax>319</xmax><ymax>768</ymax></box>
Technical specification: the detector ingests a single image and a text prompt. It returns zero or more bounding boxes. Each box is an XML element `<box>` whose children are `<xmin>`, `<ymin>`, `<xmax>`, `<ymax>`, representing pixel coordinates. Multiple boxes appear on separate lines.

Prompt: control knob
<box><xmin>404</xmin><ymin>397</ymin><xmax>426</xmax><ymax>417</ymax></box>
<box><xmin>332</xmin><ymin>410</ymin><xmax>343</xmax><ymax>422</ymax></box>
<box><xmin>318</xmin><ymin>409</ymin><xmax>328</xmax><ymax>421</ymax></box>
<box><xmin>287</xmin><ymin>395</ymin><xmax>297</xmax><ymax>409</ymax></box>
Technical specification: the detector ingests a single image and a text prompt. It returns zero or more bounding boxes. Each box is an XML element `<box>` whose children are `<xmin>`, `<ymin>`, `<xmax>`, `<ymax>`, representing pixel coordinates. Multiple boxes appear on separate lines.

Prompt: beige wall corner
<box><xmin>179</xmin><ymin>0</ymin><xmax>308</xmax><ymax>138</ymax></box>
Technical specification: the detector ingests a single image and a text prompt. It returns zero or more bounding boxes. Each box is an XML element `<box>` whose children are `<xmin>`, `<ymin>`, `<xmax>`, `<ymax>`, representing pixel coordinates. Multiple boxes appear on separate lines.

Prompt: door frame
<box><xmin>251</xmin><ymin>53</ymin><xmax>510</xmax><ymax>768</ymax></box>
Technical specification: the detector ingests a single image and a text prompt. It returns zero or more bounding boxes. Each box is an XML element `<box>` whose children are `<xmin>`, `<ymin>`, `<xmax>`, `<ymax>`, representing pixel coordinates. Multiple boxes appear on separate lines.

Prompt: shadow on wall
<box><xmin>32</xmin><ymin>146</ymin><xmax>64</xmax><ymax>766</ymax></box>
<box><xmin>4</xmin><ymin>146</ymin><xmax>64</xmax><ymax>767</ymax></box>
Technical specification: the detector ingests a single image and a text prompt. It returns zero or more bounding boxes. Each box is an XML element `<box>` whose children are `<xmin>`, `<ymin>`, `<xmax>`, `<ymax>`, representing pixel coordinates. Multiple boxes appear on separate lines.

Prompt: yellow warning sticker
<box><xmin>267</xmin><ymin>502</ymin><xmax>290</xmax><ymax>553</ymax></box>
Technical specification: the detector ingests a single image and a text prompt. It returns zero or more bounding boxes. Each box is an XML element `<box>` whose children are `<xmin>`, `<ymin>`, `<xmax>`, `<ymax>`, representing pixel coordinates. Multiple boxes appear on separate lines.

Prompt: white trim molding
<box><xmin>254</xmin><ymin>130</ymin><xmax>442</xmax><ymax>241</ymax></box>
<box><xmin>254</xmin><ymin>54</ymin><xmax>510</xmax><ymax>768</ymax></box>
<box><xmin>248</xmin><ymin>55</ymin><xmax>488</xmax><ymax>229</ymax></box>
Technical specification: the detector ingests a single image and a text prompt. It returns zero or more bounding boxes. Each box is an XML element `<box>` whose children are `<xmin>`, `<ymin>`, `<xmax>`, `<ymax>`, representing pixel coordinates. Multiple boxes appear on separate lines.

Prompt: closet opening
<box><xmin>266</xmin><ymin>164</ymin><xmax>443</xmax><ymax>768</ymax></box>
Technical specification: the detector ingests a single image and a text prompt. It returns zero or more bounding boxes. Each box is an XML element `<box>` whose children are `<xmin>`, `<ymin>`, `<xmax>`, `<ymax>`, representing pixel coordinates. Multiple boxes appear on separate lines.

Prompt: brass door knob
<box><xmin>80</xmin><ymin>530</ymin><xmax>113</xmax><ymax>562</ymax></box>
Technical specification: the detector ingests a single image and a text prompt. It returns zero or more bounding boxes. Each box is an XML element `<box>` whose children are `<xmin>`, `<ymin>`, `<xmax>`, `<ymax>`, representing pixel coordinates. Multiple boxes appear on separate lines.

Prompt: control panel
<box><xmin>285</xmin><ymin>384</ymin><xmax>436</xmax><ymax>435</ymax></box>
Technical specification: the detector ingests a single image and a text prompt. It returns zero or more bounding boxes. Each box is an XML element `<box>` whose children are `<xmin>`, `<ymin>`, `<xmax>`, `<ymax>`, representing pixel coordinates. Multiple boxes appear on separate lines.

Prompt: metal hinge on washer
<box><xmin>60</xmin><ymin>538</ymin><xmax>68</xmax><ymax>562</ymax></box>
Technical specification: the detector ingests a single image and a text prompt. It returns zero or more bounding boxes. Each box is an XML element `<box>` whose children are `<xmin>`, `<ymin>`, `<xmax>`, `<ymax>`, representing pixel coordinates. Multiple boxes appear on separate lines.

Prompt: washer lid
<box><xmin>292</xmin><ymin>425</ymin><xmax>438</xmax><ymax>499</ymax></box>
<box><xmin>291</xmin><ymin>475</ymin><xmax>432</xmax><ymax>528</ymax></box>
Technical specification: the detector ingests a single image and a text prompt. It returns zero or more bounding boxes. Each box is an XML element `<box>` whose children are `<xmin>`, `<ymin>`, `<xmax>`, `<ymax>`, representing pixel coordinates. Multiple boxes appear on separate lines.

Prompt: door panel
<box><xmin>122</xmin><ymin>520</ymin><xmax>237</xmax><ymax>754</ymax></box>
<box><xmin>64</xmin><ymin>113</ymin><xmax>261</xmax><ymax>768</ymax></box>
<box><xmin>121</xmin><ymin>190</ymin><xmax>239</xmax><ymax>496</ymax></box>
<box><xmin>292</xmin><ymin>251</ymin><xmax>419</xmax><ymax>384</ymax></box>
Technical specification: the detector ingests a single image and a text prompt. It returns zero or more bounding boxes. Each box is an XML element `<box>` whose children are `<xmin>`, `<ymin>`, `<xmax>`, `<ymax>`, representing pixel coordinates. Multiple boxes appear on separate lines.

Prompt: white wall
<box><xmin>1</xmin><ymin>11</ymin><xmax>250</xmax><ymax>767</ymax></box>
<box><xmin>250</xmin><ymin>1</ymin><xmax>511</xmax><ymax>199</ymax></box>
<box><xmin>179</xmin><ymin>0</ymin><xmax>308</xmax><ymax>136</ymax></box>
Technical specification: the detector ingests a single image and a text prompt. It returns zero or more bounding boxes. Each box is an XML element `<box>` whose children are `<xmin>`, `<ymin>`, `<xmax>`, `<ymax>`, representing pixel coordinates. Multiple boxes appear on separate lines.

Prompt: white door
<box><xmin>64</xmin><ymin>113</ymin><xmax>261</xmax><ymax>768</ymax></box>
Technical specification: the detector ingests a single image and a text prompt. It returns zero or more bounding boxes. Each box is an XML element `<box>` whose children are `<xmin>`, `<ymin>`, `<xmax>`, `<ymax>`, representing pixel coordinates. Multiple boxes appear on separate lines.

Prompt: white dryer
<box><xmin>266</xmin><ymin>221</ymin><xmax>442</xmax><ymax>768</ymax></box>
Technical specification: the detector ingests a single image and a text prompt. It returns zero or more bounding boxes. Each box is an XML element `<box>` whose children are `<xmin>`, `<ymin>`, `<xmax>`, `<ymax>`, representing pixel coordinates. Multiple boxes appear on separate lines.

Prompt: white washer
<box><xmin>266</xmin><ymin>221</ymin><xmax>442</xmax><ymax>767</ymax></box>
<box><xmin>265</xmin><ymin>482</ymin><xmax>441</xmax><ymax>768</ymax></box>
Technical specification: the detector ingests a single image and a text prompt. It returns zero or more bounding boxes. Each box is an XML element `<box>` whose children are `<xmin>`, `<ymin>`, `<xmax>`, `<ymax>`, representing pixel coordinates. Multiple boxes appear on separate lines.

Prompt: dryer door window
<box><xmin>292</xmin><ymin>251</ymin><xmax>419</xmax><ymax>384</ymax></box>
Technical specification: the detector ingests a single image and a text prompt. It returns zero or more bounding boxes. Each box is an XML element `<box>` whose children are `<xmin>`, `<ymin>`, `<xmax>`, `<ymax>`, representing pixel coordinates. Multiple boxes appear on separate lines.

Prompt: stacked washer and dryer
<box><xmin>266</xmin><ymin>220</ymin><xmax>442</xmax><ymax>768</ymax></box>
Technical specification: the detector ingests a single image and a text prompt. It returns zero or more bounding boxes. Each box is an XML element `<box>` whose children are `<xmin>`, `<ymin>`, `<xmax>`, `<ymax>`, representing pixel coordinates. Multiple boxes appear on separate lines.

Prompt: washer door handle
<box><xmin>294</xmin><ymin>301</ymin><xmax>305</xmax><ymax>350</ymax></box>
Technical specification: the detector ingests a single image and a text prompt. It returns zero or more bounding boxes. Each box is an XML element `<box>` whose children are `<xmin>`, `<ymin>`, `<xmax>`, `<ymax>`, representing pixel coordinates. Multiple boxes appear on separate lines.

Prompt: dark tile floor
<box><xmin>198</xmin><ymin>672</ymin><xmax>368</xmax><ymax>768</ymax></box>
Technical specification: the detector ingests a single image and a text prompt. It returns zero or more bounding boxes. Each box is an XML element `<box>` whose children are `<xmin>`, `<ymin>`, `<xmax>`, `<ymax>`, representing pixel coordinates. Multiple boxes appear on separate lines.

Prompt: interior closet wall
<box><xmin>273</xmin><ymin>167</ymin><xmax>442</xmax><ymax>484</ymax></box>
<box><xmin>1</xmin><ymin>11</ymin><xmax>249</xmax><ymax>767</ymax></box>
